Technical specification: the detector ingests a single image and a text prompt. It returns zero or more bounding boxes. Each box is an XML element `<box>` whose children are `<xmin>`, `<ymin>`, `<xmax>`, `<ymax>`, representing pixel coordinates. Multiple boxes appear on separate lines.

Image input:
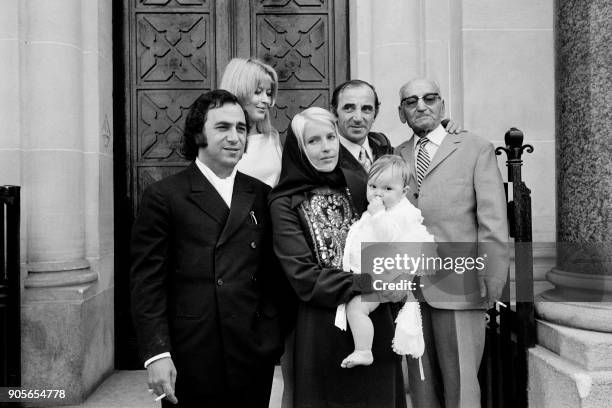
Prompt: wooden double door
<box><xmin>114</xmin><ymin>0</ymin><xmax>349</xmax><ymax>368</ymax></box>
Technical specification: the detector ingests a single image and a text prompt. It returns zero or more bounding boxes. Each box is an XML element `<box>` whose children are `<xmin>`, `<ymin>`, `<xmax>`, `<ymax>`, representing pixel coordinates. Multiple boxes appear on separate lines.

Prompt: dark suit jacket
<box><xmin>130</xmin><ymin>163</ymin><xmax>285</xmax><ymax>397</ymax></box>
<box><xmin>340</xmin><ymin>132</ymin><xmax>394</xmax><ymax>212</ymax></box>
<box><xmin>341</xmin><ymin>132</ymin><xmax>394</xmax><ymax>170</ymax></box>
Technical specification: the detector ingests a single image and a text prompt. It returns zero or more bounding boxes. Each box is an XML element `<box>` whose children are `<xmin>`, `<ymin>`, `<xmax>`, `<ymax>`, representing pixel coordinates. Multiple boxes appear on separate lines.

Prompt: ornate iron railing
<box><xmin>479</xmin><ymin>128</ymin><xmax>536</xmax><ymax>408</ymax></box>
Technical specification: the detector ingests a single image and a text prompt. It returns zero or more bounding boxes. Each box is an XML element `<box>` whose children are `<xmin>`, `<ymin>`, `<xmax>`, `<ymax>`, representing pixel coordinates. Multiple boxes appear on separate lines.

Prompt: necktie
<box><xmin>416</xmin><ymin>137</ymin><xmax>430</xmax><ymax>189</ymax></box>
<box><xmin>359</xmin><ymin>146</ymin><xmax>372</xmax><ymax>172</ymax></box>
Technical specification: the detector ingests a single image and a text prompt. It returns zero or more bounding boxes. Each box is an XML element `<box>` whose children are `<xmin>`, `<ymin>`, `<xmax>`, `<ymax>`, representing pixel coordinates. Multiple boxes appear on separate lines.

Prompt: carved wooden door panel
<box><xmin>115</xmin><ymin>0</ymin><xmax>348</xmax><ymax>368</ymax></box>
<box><xmin>129</xmin><ymin>0</ymin><xmax>216</xmax><ymax>210</ymax></box>
<box><xmin>246</xmin><ymin>0</ymin><xmax>349</xmax><ymax>138</ymax></box>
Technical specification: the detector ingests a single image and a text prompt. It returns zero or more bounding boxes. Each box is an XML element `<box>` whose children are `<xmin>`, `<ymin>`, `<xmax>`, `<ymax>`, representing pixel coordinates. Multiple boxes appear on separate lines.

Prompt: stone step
<box><xmin>537</xmin><ymin>320</ymin><xmax>612</xmax><ymax>371</ymax></box>
<box><xmin>56</xmin><ymin>368</ymin><xmax>283</xmax><ymax>408</ymax></box>
<box><xmin>53</xmin><ymin>366</ymin><xmax>412</xmax><ymax>407</ymax></box>
<box><xmin>529</xmin><ymin>345</ymin><xmax>612</xmax><ymax>408</ymax></box>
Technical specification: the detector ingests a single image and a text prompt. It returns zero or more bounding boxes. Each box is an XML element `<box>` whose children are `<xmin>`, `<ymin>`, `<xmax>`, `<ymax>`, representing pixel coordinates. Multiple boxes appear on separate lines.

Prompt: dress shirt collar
<box><xmin>340</xmin><ymin>135</ymin><xmax>373</xmax><ymax>162</ymax></box>
<box><xmin>195</xmin><ymin>157</ymin><xmax>237</xmax><ymax>207</ymax></box>
<box><xmin>413</xmin><ymin>124</ymin><xmax>446</xmax><ymax>148</ymax></box>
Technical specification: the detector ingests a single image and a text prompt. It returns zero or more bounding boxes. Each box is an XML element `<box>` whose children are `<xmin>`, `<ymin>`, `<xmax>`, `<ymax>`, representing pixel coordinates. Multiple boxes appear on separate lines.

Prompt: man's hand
<box><xmin>443</xmin><ymin>119</ymin><xmax>464</xmax><ymax>134</ymax></box>
<box><xmin>367</xmin><ymin>197</ymin><xmax>385</xmax><ymax>215</ymax></box>
<box><xmin>147</xmin><ymin>357</ymin><xmax>178</xmax><ymax>404</ymax></box>
<box><xmin>478</xmin><ymin>276</ymin><xmax>505</xmax><ymax>310</ymax></box>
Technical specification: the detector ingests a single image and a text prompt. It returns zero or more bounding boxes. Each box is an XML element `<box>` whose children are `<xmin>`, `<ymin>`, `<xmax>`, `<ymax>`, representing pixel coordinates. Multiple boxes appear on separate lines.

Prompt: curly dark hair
<box><xmin>181</xmin><ymin>90</ymin><xmax>250</xmax><ymax>160</ymax></box>
<box><xmin>330</xmin><ymin>79</ymin><xmax>381</xmax><ymax>118</ymax></box>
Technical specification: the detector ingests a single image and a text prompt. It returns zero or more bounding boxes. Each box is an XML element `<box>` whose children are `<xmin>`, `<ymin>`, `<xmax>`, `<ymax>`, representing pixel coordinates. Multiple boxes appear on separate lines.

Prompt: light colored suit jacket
<box><xmin>396</xmin><ymin>131</ymin><xmax>509</xmax><ymax>309</ymax></box>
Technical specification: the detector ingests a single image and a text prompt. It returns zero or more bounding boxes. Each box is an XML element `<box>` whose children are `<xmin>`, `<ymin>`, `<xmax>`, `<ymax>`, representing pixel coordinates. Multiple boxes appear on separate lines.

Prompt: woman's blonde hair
<box><xmin>291</xmin><ymin>107</ymin><xmax>339</xmax><ymax>153</ymax></box>
<box><xmin>220</xmin><ymin>58</ymin><xmax>279</xmax><ymax>139</ymax></box>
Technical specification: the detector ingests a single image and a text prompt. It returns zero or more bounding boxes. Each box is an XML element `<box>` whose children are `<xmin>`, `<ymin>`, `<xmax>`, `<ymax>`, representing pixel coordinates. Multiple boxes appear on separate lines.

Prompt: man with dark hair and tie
<box><xmin>331</xmin><ymin>80</ymin><xmax>393</xmax><ymax>172</ymax></box>
<box><xmin>395</xmin><ymin>78</ymin><xmax>509</xmax><ymax>408</ymax></box>
<box><xmin>130</xmin><ymin>89</ymin><xmax>286</xmax><ymax>407</ymax></box>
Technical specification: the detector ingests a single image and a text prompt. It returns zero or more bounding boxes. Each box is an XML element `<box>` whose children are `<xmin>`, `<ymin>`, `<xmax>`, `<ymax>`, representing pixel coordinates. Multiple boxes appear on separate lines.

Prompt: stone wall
<box><xmin>0</xmin><ymin>0</ymin><xmax>114</xmax><ymax>403</ymax></box>
<box><xmin>349</xmin><ymin>0</ymin><xmax>555</xmax><ymax>245</ymax></box>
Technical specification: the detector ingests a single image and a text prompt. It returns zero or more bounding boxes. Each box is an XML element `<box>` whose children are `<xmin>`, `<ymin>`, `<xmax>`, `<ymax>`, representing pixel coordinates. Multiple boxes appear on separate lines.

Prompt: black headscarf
<box><xmin>268</xmin><ymin>125</ymin><xmax>368</xmax><ymax>213</ymax></box>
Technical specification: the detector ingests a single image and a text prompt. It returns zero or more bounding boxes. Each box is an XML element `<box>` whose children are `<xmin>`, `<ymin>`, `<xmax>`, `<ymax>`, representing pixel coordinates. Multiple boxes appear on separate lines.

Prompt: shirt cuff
<box><xmin>144</xmin><ymin>352</ymin><xmax>171</xmax><ymax>368</ymax></box>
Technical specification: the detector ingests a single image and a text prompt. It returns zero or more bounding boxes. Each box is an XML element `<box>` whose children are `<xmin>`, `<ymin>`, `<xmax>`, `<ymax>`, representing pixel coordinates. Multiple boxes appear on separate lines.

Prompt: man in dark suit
<box><xmin>130</xmin><ymin>90</ymin><xmax>285</xmax><ymax>407</ymax></box>
<box><xmin>395</xmin><ymin>78</ymin><xmax>509</xmax><ymax>408</ymax></box>
<box><xmin>330</xmin><ymin>80</ymin><xmax>394</xmax><ymax>212</ymax></box>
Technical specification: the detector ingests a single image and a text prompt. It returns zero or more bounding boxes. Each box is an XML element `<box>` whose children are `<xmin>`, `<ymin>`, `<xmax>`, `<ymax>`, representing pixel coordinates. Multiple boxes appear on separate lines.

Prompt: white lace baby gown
<box><xmin>336</xmin><ymin>197</ymin><xmax>435</xmax><ymax>378</ymax></box>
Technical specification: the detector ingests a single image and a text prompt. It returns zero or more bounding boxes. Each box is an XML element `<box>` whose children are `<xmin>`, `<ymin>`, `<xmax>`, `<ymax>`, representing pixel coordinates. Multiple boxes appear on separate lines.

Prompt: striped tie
<box><xmin>416</xmin><ymin>137</ymin><xmax>430</xmax><ymax>189</ymax></box>
<box><xmin>359</xmin><ymin>146</ymin><xmax>372</xmax><ymax>172</ymax></box>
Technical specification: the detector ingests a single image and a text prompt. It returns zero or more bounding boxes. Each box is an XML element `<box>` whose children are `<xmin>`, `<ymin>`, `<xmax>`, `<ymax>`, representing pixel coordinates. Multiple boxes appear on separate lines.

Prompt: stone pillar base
<box><xmin>528</xmin><ymin>321</ymin><xmax>612</xmax><ymax>408</ymax></box>
<box><xmin>536</xmin><ymin>301</ymin><xmax>612</xmax><ymax>333</ymax></box>
<box><xmin>21</xmin><ymin>261</ymin><xmax>113</xmax><ymax>405</ymax></box>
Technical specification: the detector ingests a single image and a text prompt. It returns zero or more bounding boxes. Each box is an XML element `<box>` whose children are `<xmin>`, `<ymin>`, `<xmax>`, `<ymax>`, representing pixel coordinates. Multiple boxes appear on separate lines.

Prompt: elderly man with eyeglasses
<box><xmin>395</xmin><ymin>78</ymin><xmax>509</xmax><ymax>408</ymax></box>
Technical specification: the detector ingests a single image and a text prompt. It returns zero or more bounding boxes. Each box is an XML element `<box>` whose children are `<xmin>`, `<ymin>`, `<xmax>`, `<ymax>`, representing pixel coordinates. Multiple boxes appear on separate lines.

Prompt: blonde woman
<box><xmin>220</xmin><ymin>57</ymin><xmax>283</xmax><ymax>187</ymax></box>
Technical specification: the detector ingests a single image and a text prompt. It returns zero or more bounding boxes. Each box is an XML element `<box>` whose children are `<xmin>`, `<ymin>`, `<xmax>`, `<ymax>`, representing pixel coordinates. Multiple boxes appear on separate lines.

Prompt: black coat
<box><xmin>270</xmin><ymin>191</ymin><xmax>406</xmax><ymax>408</ymax></box>
<box><xmin>269</xmin><ymin>130</ymin><xmax>406</xmax><ymax>408</ymax></box>
<box><xmin>130</xmin><ymin>163</ymin><xmax>285</xmax><ymax>399</ymax></box>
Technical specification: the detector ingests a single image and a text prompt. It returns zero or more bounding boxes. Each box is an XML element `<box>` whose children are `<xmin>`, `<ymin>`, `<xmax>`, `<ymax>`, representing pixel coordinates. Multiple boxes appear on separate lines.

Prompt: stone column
<box><xmin>18</xmin><ymin>0</ymin><xmax>112</xmax><ymax>403</ymax></box>
<box><xmin>535</xmin><ymin>0</ymin><xmax>612</xmax><ymax>329</ymax></box>
<box><xmin>529</xmin><ymin>1</ymin><xmax>612</xmax><ymax>406</ymax></box>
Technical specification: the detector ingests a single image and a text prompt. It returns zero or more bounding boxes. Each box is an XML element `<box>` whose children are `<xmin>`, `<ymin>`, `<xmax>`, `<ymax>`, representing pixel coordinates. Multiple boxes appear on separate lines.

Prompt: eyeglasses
<box><xmin>400</xmin><ymin>93</ymin><xmax>441</xmax><ymax>107</ymax></box>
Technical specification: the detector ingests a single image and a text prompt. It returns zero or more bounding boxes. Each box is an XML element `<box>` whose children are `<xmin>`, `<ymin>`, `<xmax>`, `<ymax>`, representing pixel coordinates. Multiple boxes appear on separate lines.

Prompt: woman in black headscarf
<box><xmin>270</xmin><ymin>107</ymin><xmax>406</xmax><ymax>408</ymax></box>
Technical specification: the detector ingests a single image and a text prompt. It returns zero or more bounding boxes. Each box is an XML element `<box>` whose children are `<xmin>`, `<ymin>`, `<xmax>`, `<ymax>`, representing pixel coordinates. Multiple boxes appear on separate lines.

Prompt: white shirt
<box><xmin>237</xmin><ymin>133</ymin><xmax>283</xmax><ymax>187</ymax></box>
<box><xmin>143</xmin><ymin>157</ymin><xmax>237</xmax><ymax>369</ymax></box>
<box><xmin>413</xmin><ymin>124</ymin><xmax>447</xmax><ymax>163</ymax></box>
<box><xmin>195</xmin><ymin>157</ymin><xmax>237</xmax><ymax>208</ymax></box>
<box><xmin>340</xmin><ymin>136</ymin><xmax>374</xmax><ymax>164</ymax></box>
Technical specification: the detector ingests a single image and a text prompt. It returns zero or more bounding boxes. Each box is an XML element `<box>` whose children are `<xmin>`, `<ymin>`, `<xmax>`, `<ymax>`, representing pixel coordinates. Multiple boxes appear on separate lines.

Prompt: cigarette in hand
<box><xmin>154</xmin><ymin>393</ymin><xmax>167</xmax><ymax>402</ymax></box>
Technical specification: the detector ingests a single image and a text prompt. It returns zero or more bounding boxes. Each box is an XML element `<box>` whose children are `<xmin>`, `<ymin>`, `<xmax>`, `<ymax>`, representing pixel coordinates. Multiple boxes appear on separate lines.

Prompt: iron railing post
<box><xmin>495</xmin><ymin>128</ymin><xmax>536</xmax><ymax>408</ymax></box>
<box><xmin>0</xmin><ymin>185</ymin><xmax>21</xmax><ymax>388</ymax></box>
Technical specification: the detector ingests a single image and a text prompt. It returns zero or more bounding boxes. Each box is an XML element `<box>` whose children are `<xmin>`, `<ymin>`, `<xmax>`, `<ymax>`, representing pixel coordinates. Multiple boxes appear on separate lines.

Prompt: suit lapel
<box><xmin>217</xmin><ymin>173</ymin><xmax>255</xmax><ymax>247</ymax></box>
<box><xmin>425</xmin><ymin>133</ymin><xmax>461</xmax><ymax>178</ymax></box>
<box><xmin>187</xmin><ymin>163</ymin><xmax>230</xmax><ymax>225</ymax></box>
<box><xmin>368</xmin><ymin>133</ymin><xmax>389</xmax><ymax>159</ymax></box>
<box><xmin>340</xmin><ymin>144</ymin><xmax>367</xmax><ymax>176</ymax></box>
<box><xmin>338</xmin><ymin>144</ymin><xmax>368</xmax><ymax>213</ymax></box>
<box><xmin>399</xmin><ymin>135</ymin><xmax>418</xmax><ymax>186</ymax></box>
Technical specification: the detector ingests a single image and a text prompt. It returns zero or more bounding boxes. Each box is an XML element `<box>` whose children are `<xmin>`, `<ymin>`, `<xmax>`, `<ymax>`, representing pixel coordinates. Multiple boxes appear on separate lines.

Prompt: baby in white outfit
<box><xmin>336</xmin><ymin>155</ymin><xmax>435</xmax><ymax>371</ymax></box>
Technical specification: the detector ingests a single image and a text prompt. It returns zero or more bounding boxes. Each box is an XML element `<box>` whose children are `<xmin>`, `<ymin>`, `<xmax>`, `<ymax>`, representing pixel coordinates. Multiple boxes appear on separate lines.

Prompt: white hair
<box><xmin>398</xmin><ymin>78</ymin><xmax>442</xmax><ymax>100</ymax></box>
<box><xmin>291</xmin><ymin>107</ymin><xmax>338</xmax><ymax>153</ymax></box>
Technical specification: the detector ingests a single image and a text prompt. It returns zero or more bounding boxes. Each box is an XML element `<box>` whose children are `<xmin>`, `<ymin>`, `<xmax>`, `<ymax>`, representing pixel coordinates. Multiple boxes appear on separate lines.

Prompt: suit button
<box><xmin>217</xmin><ymin>278</ymin><xmax>224</xmax><ymax>286</ymax></box>
<box><xmin>250</xmin><ymin>241</ymin><xmax>257</xmax><ymax>249</ymax></box>
<box><xmin>413</xmin><ymin>192</ymin><xmax>419</xmax><ymax>199</ymax></box>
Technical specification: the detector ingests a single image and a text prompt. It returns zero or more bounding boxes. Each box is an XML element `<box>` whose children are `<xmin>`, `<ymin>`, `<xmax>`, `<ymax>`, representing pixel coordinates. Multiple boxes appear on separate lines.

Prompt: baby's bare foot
<box><xmin>340</xmin><ymin>350</ymin><xmax>374</xmax><ymax>368</ymax></box>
